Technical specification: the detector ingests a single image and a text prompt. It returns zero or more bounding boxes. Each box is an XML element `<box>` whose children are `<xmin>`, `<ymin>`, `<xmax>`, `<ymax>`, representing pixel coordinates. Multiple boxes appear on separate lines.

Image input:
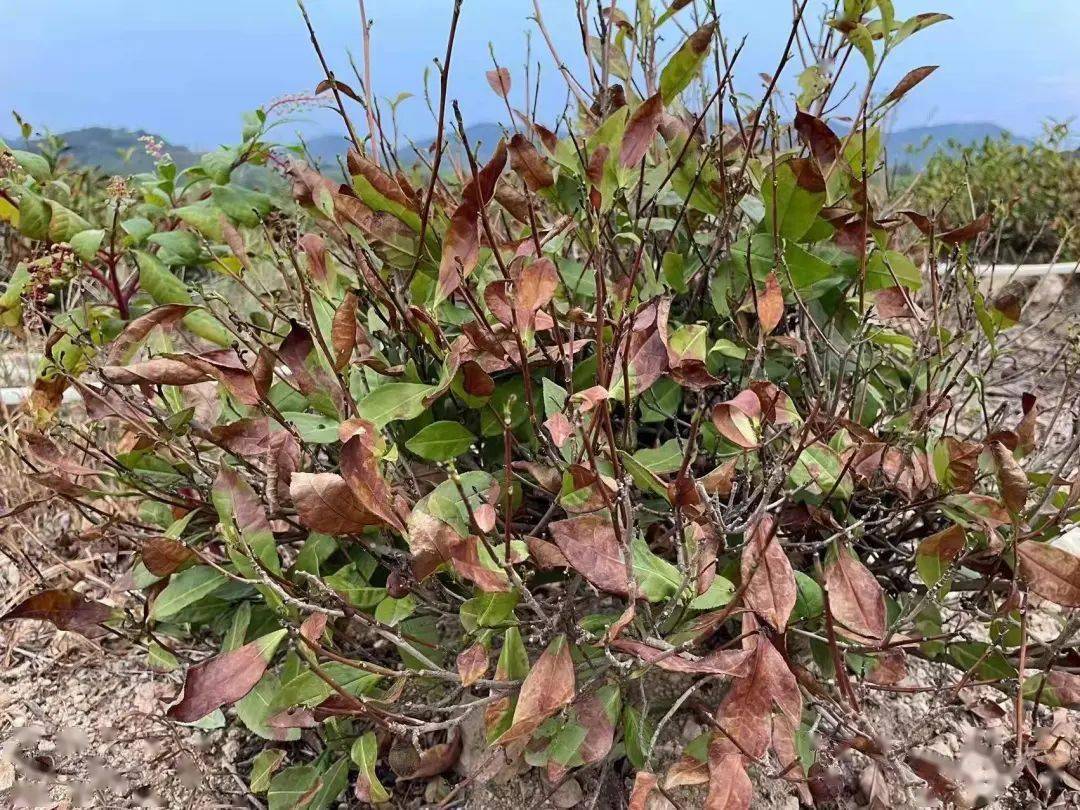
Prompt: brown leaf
<box><xmin>348</xmin><ymin>150</ymin><xmax>418</xmax><ymax>213</ymax></box>
<box><xmin>448</xmin><ymin>536</ymin><xmax>510</xmax><ymax>592</ymax></box>
<box><xmin>1016</xmin><ymin>541</ymin><xmax>1080</xmax><ymax>607</ymax></box>
<box><xmin>299</xmin><ymin>613</ymin><xmax>327</xmax><ymax>644</ymax></box>
<box><xmin>874</xmin><ymin>286</ymin><xmax>920</xmax><ymax>319</ymax></box>
<box><xmin>1046</xmin><ymin>670</ymin><xmax>1080</xmax><ymax>709</ymax></box>
<box><xmin>174</xmin><ymin>350</ymin><xmax>263</xmax><ymax>406</ymax></box>
<box><xmin>715</xmin><ymin>638</ymin><xmax>802</xmax><ymax>761</ymax></box>
<box><xmin>711</xmin><ymin>390</ymin><xmax>761</xmax><ymax>449</ymax></box>
<box><xmin>461</xmin><ymin>360</ymin><xmax>495</xmax><ymax>397</ymax></box>
<box><xmin>883</xmin><ymin>66</ymin><xmax>939</xmax><ymax>105</ymax></box>
<box><xmin>825</xmin><ymin>546</ymin><xmax>887</xmax><ymax>642</ymax></box>
<box><xmin>939</xmin><ymin>212</ymin><xmax>991</xmax><ymax>245</ymax></box>
<box><xmin>701</xmin><ymin>458</ymin><xmax>738</xmax><ymax>498</ymax></box>
<box><xmin>107</xmin><ymin>304</ymin><xmax>194</xmax><ymax>365</ymax></box>
<box><xmin>706</xmin><ymin>744</ymin><xmax>752</xmax><ymax>810</ymax></box>
<box><xmin>497</xmin><ymin>634</ymin><xmax>575</xmax><ymax>744</ymax></box>
<box><xmin>740</xmin><ymin>514</ymin><xmax>795</xmax><ymax>632</ymax></box>
<box><xmin>289</xmin><ymin>472</ymin><xmax>380</xmax><ymax>535</ymax></box>
<box><xmin>628</xmin><ymin>771</ymin><xmax>658</xmax><ymax>810</ymax></box>
<box><xmin>297</xmin><ymin>232</ymin><xmax>328</xmax><ymax>281</ymax></box>
<box><xmin>549</xmin><ymin>513</ymin><xmax>631</xmax><ymax>597</ymax></box>
<box><xmin>612</xmin><ymin>639</ymin><xmax>753</xmax><ymax>677</ymax></box>
<box><xmin>508</xmin><ymin>133</ymin><xmax>554</xmax><ymax>191</ymax></box>
<box><xmin>19</xmin><ymin>431</ymin><xmax>98</xmax><ymax>477</ymax></box>
<box><xmin>794</xmin><ymin>110</ymin><xmax>841</xmax><ymax>169</ymax></box>
<box><xmin>340</xmin><ymin>422</ymin><xmax>408</xmax><ymax>533</ymax></box>
<box><xmin>0</xmin><ymin>588</ymin><xmax>112</xmax><ymax>638</ymax></box>
<box><xmin>1015</xmin><ymin>392</ymin><xmax>1038</xmax><ymax>456</ymax></box>
<box><xmin>757</xmin><ymin>271</ymin><xmax>784</xmax><ymax>334</ymax></box>
<box><xmin>167</xmin><ymin>632</ymin><xmax>283</xmax><ymax>722</ymax></box>
<box><xmin>457</xmin><ymin>643</ymin><xmax>489</xmax><ymax>687</ymax></box>
<box><xmin>526</xmin><ymin>536</ymin><xmax>569</xmax><ymax>569</ymax></box>
<box><xmin>790</xmin><ymin>156</ymin><xmax>826</xmax><ymax>193</ymax></box>
<box><xmin>544</xmin><ymin>412</ymin><xmax>574</xmax><ymax>448</ymax></box>
<box><xmin>485</xmin><ymin>67</ymin><xmax>511</xmax><ymax>98</ymax></box>
<box><xmin>473</xmin><ymin>503</ymin><xmax>497</xmax><ymax>534</ymax></box>
<box><xmin>512</xmin><ymin>257</ymin><xmax>559</xmax><ymax>337</ymax></box>
<box><xmin>916</xmin><ymin>524</ymin><xmax>965</xmax><ymax>573</ymax></box>
<box><xmin>397</xmin><ymin>730</ymin><xmax>463</xmax><ymax>780</ymax></box>
<box><xmin>990</xmin><ymin>441</ymin><xmax>1028</xmax><ymax>514</ymax></box>
<box><xmin>436</xmin><ymin>208</ymin><xmax>479</xmax><ymax>305</ymax></box>
<box><xmin>142</xmin><ymin>537</ymin><xmax>196</xmax><ymax>577</ymax></box>
<box><xmin>859</xmin><ymin>762</ymin><xmax>891</xmax><ymax>809</ymax></box>
<box><xmin>621</xmin><ymin>93</ymin><xmax>664</xmax><ymax>168</ymax></box>
<box><xmin>330</xmin><ymin>291</ymin><xmax>359</xmax><ymax>371</ymax></box>
<box><xmin>315</xmin><ymin>77</ymin><xmax>363</xmax><ymax>103</ymax></box>
<box><xmin>101</xmin><ymin>357</ymin><xmax>210</xmax><ymax>387</ymax></box>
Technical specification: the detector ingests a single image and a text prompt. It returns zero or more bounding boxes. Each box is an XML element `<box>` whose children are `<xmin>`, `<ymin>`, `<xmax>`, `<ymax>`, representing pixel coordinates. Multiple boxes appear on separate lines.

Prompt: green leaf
<box><xmin>46</xmin><ymin>200</ymin><xmax>91</xmax><ymax>243</ymax></box>
<box><xmin>866</xmin><ymin>249</ymin><xmax>922</xmax><ymax>290</ymax></box>
<box><xmin>174</xmin><ymin>201</ymin><xmax>224</xmax><ymax>241</ymax></box>
<box><xmin>632</xmin><ymin>440</ymin><xmax>684</xmax><ymax>475</ymax></box>
<box><xmin>374</xmin><ymin>594</ymin><xmax>416</xmax><ymax>627</ymax></box>
<box><xmin>541</xmin><ymin>378</ymin><xmax>568</xmax><ymax>418</ymax></box>
<box><xmin>425</xmin><ymin>471</ymin><xmax>496</xmax><ymax>537</ymax></box>
<box><xmin>761</xmin><ymin>161</ymin><xmax>826</xmax><ymax>241</ymax></box>
<box><xmin>212</xmin><ymin>184</ymin><xmax>272</xmax><ymax>227</ymax></box>
<box><xmin>405</xmin><ymin>421</ymin><xmax>476</xmax><ymax>461</ymax></box>
<box><xmin>793</xmin><ymin>571</ymin><xmax>824</xmax><ymax>620</ymax></box>
<box><xmin>788</xmin><ymin>442</ymin><xmax>849</xmax><ymax>499</ymax></box>
<box><xmin>135</xmin><ymin>250</ymin><xmax>231</xmax><ymax>345</ymax></box>
<box><xmin>200</xmin><ymin>148</ymin><xmax>235</xmax><ymax>185</ymax></box>
<box><xmin>547</xmin><ymin>721</ymin><xmax>588</xmax><ymax>768</ymax></box>
<box><xmin>249</xmin><ymin>748</ymin><xmax>286</xmax><ymax>794</ymax></box>
<box><xmin>460</xmin><ymin>591</ymin><xmax>519</xmax><ymax>632</ymax></box>
<box><xmin>659</xmin><ymin>24</ymin><xmax>715</xmax><ymax>104</ymax></box>
<box><xmin>150</xmin><ymin>566</ymin><xmax>226</xmax><ymax>620</ymax></box>
<box><xmin>222</xmin><ymin>601</ymin><xmax>252</xmax><ymax>652</ymax></box>
<box><xmin>639</xmin><ymin>378</ymin><xmax>681</xmax><ymax>423</ymax></box>
<box><xmin>269</xmin><ymin>662</ymin><xmax>381</xmax><ymax>712</ymax></box>
<box><xmin>267</xmin><ymin>765</ymin><xmax>320</xmax><ymax>810</ymax></box>
<box><xmin>948</xmin><ymin>642</ymin><xmax>1016</xmax><ymax>681</ymax></box>
<box><xmin>632</xmin><ymin>537</ymin><xmax>681</xmax><ymax>602</ymax></box>
<box><xmin>688</xmin><ymin>576</ymin><xmax>735</xmax><ymax>610</ymax></box>
<box><xmin>9</xmin><ymin>149</ymin><xmax>51</xmax><ymax>182</ymax></box>
<box><xmin>282</xmin><ymin>412</ymin><xmax>341</xmax><ymax>444</ymax></box>
<box><xmin>69</xmin><ymin>228</ymin><xmax>105</xmax><ymax>261</ymax></box>
<box><xmin>148</xmin><ymin>230</ymin><xmax>203</xmax><ymax>265</ymax></box>
<box><xmin>350</xmin><ymin>732</ymin><xmax>390</xmax><ymax>803</ymax></box>
<box><xmin>18</xmin><ymin>192</ymin><xmax>51</xmax><ymax>240</ymax></box>
<box><xmin>308</xmin><ymin>756</ymin><xmax>348</xmax><ymax>809</ymax></box>
<box><xmin>236</xmin><ymin>673</ymin><xmax>301</xmax><ymax>742</ymax></box>
<box><xmin>356</xmin><ymin>382</ymin><xmax>436</xmax><ymax>427</ymax></box>
<box><xmin>324</xmin><ymin>564</ymin><xmax>385</xmax><ymax>609</ymax></box>
<box><xmin>147</xmin><ymin>641</ymin><xmax>179</xmax><ymax>671</ymax></box>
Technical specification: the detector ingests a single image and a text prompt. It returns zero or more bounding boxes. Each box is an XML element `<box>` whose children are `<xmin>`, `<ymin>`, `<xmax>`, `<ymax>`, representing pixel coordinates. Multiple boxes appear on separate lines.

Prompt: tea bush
<box><xmin>2</xmin><ymin>1</ymin><xmax>1079</xmax><ymax>807</ymax></box>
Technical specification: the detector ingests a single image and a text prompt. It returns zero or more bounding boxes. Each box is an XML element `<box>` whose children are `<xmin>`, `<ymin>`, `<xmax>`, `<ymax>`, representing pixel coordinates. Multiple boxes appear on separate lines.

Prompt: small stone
<box><xmin>550</xmin><ymin>777</ymin><xmax>583</xmax><ymax>808</ymax></box>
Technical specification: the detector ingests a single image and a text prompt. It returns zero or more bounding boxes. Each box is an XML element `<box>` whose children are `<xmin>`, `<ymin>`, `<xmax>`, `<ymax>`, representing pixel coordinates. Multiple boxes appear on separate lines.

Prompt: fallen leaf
<box><xmin>706</xmin><ymin>743</ymin><xmax>752</xmax><ymax>810</ymax></box>
<box><xmin>628</xmin><ymin>771</ymin><xmax>659</xmax><ymax>810</ymax></box>
<box><xmin>0</xmin><ymin>588</ymin><xmax>113</xmax><ymax>638</ymax></box>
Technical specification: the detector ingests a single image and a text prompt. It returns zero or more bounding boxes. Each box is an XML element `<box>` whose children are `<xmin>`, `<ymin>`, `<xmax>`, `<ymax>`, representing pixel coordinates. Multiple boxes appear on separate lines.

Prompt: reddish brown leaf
<box><xmin>825</xmin><ymin>546</ymin><xmax>887</xmax><ymax>641</ymax></box>
<box><xmin>883</xmin><ymin>66</ymin><xmax>939</xmax><ymax>104</ymax></box>
<box><xmin>436</xmin><ymin>208</ymin><xmax>479</xmax><ymax>305</ymax></box>
<box><xmin>485</xmin><ymin>67</ymin><xmax>511</xmax><ymax>98</ymax></box>
<box><xmin>757</xmin><ymin>271</ymin><xmax>784</xmax><ymax>334</ymax></box>
<box><xmin>1046</xmin><ymin>670</ymin><xmax>1080</xmax><ymax>709</ymax></box>
<box><xmin>461</xmin><ymin>360</ymin><xmax>495</xmax><ymax>397</ymax></box>
<box><xmin>715</xmin><ymin>638</ymin><xmax>801</xmax><ymax>762</ymax></box>
<box><xmin>19</xmin><ymin>431</ymin><xmax>98</xmax><ymax>477</ymax></box>
<box><xmin>916</xmin><ymin>524</ymin><xmax>965</xmax><ymax>572</ymax></box>
<box><xmin>508</xmin><ymin>133</ymin><xmax>554</xmax><ymax>191</ymax></box>
<box><xmin>621</xmin><ymin>93</ymin><xmax>664</xmax><ymax>168</ymax></box>
<box><xmin>575</xmin><ymin>691</ymin><xmax>617</xmax><ymax>766</ymax></box>
<box><xmin>989</xmin><ymin>441</ymin><xmax>1028</xmax><ymax>514</ymax></box>
<box><xmin>711</xmin><ymin>389</ymin><xmax>761</xmax><ymax>449</ymax></box>
<box><xmin>740</xmin><ymin>514</ymin><xmax>795</xmax><ymax>632</ymax></box>
<box><xmin>875</xmin><ymin>286</ymin><xmax>920</xmax><ymax>319</ymax></box>
<box><xmin>340</xmin><ymin>422</ymin><xmax>408</xmax><ymax>533</ymax></box>
<box><xmin>315</xmin><ymin>77</ymin><xmax>363</xmax><ymax>103</ymax></box>
<box><xmin>175</xmin><ymin>351</ymin><xmax>263</xmax><ymax>406</ymax></box>
<box><xmin>612</xmin><ymin>639</ymin><xmax>753</xmax><ymax>677</ymax></box>
<box><xmin>101</xmin><ymin>357</ymin><xmax>210</xmax><ymax>387</ymax></box>
<box><xmin>497</xmin><ymin>634</ymin><xmax>575</xmax><ymax>744</ymax></box>
<box><xmin>289</xmin><ymin>472</ymin><xmax>380</xmax><ymax>535</ymax></box>
<box><xmin>348</xmin><ymin>150</ymin><xmax>418</xmax><ymax>213</ymax></box>
<box><xmin>472</xmin><ymin>503</ymin><xmax>497</xmax><ymax>534</ymax></box>
<box><xmin>142</xmin><ymin>537</ymin><xmax>196</xmax><ymax>577</ymax></box>
<box><xmin>790</xmin><ymin>156</ymin><xmax>826</xmax><ymax>192</ymax></box>
<box><xmin>299</xmin><ymin>613</ymin><xmax>327</xmax><ymax>644</ymax></box>
<box><xmin>397</xmin><ymin>730</ymin><xmax>463</xmax><ymax>780</ymax></box>
<box><xmin>794</xmin><ymin>110</ymin><xmax>841</xmax><ymax>169</ymax></box>
<box><xmin>548</xmin><ymin>513</ymin><xmax>631</xmax><ymax>597</ymax></box>
<box><xmin>457</xmin><ymin>643</ymin><xmax>489</xmax><ymax>687</ymax></box>
<box><xmin>107</xmin><ymin>304</ymin><xmax>194</xmax><ymax>365</ymax></box>
<box><xmin>525</xmin><ymin>536</ymin><xmax>569</xmax><ymax>569</ymax></box>
<box><xmin>628</xmin><ymin>771</ymin><xmax>658</xmax><ymax>810</ymax></box>
<box><xmin>512</xmin><ymin>257</ymin><xmax>559</xmax><ymax>337</ymax></box>
<box><xmin>544</xmin><ymin>412</ymin><xmax>574</xmax><ymax>448</ymax></box>
<box><xmin>1015</xmin><ymin>392</ymin><xmax>1038</xmax><ymax>456</ymax></box>
<box><xmin>330</xmin><ymin>291</ymin><xmax>358</xmax><ymax>371</ymax></box>
<box><xmin>1016</xmin><ymin>541</ymin><xmax>1080</xmax><ymax>607</ymax></box>
<box><xmin>939</xmin><ymin>213</ymin><xmax>991</xmax><ymax>245</ymax></box>
<box><xmin>448</xmin><ymin>535</ymin><xmax>510</xmax><ymax>592</ymax></box>
<box><xmin>168</xmin><ymin>631</ymin><xmax>285</xmax><ymax>722</ymax></box>
<box><xmin>297</xmin><ymin>232</ymin><xmax>328</xmax><ymax>281</ymax></box>
<box><xmin>0</xmin><ymin>588</ymin><xmax>112</xmax><ymax>638</ymax></box>
<box><xmin>706</xmin><ymin>744</ymin><xmax>752</xmax><ymax>810</ymax></box>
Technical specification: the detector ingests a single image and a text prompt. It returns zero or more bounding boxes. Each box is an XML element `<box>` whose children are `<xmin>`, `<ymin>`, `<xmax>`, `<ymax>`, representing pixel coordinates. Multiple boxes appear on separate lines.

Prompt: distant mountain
<box><xmin>2</xmin><ymin>127</ymin><xmax>201</xmax><ymax>174</ymax></box>
<box><xmin>882</xmin><ymin>122</ymin><xmax>1026</xmax><ymax>170</ymax></box>
<box><xmin>4</xmin><ymin>121</ymin><xmax>1032</xmax><ymax>179</ymax></box>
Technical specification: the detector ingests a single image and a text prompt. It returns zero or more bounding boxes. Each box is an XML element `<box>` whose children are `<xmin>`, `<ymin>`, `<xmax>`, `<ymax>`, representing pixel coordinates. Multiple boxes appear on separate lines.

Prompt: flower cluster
<box><xmin>138</xmin><ymin>134</ymin><xmax>172</xmax><ymax>165</ymax></box>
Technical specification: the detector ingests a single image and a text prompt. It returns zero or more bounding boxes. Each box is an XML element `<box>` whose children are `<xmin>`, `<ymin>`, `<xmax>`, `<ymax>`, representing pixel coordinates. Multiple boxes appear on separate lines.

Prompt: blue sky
<box><xmin>3</xmin><ymin>1</ymin><xmax>1077</xmax><ymax>148</ymax></box>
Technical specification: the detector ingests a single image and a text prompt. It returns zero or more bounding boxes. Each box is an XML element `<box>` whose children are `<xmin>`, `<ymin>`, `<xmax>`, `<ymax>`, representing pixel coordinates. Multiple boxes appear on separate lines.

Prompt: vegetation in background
<box><xmin>912</xmin><ymin>123</ymin><xmax>1079</xmax><ymax>263</ymax></box>
<box><xmin>1</xmin><ymin>1</ymin><xmax>1079</xmax><ymax>807</ymax></box>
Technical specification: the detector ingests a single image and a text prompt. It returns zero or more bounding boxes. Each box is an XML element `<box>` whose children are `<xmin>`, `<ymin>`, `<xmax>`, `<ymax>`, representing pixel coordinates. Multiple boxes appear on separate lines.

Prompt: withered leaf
<box><xmin>628</xmin><ymin>771</ymin><xmax>658</xmax><ymax>810</ymax></box>
<box><xmin>939</xmin><ymin>213</ymin><xmax>991</xmax><ymax>245</ymax></box>
<box><xmin>711</xmin><ymin>389</ymin><xmax>761</xmax><ymax>449</ymax></box>
<box><xmin>793</xmin><ymin>110</ymin><xmax>841</xmax><ymax>169</ymax></box>
<box><xmin>456</xmin><ymin>642</ymin><xmax>489</xmax><ymax>686</ymax></box>
<box><xmin>706</xmin><ymin>743</ymin><xmax>752</xmax><ymax>810</ymax></box>
<box><xmin>0</xmin><ymin>588</ymin><xmax>113</xmax><ymax>638</ymax></box>
<box><xmin>290</xmin><ymin>472</ymin><xmax>380</xmax><ymax>535</ymax></box>
<box><xmin>1016</xmin><ymin>541</ymin><xmax>1080</xmax><ymax>607</ymax></box>
<box><xmin>740</xmin><ymin>514</ymin><xmax>795</xmax><ymax>631</ymax></box>
<box><xmin>825</xmin><ymin>546</ymin><xmax>887</xmax><ymax>641</ymax></box>
<box><xmin>485</xmin><ymin>67</ymin><xmax>511</xmax><ymax>98</ymax></box>
<box><xmin>330</xmin><ymin>291</ymin><xmax>359</xmax><ymax>371</ymax></box>
<box><xmin>168</xmin><ymin>630</ymin><xmax>286</xmax><ymax>722</ymax></box>
<box><xmin>549</xmin><ymin>513</ymin><xmax>631</xmax><ymax>597</ymax></box>
<box><xmin>757</xmin><ymin>271</ymin><xmax>784</xmax><ymax>335</ymax></box>
<box><xmin>883</xmin><ymin>65</ymin><xmax>939</xmax><ymax>104</ymax></box>
<box><xmin>612</xmin><ymin>639</ymin><xmax>753</xmax><ymax>677</ymax></box>
<box><xmin>142</xmin><ymin>537</ymin><xmax>197</xmax><ymax>577</ymax></box>
<box><xmin>508</xmin><ymin>133</ymin><xmax>554</xmax><ymax>191</ymax></box>
<box><xmin>107</xmin><ymin>304</ymin><xmax>193</xmax><ymax>365</ymax></box>
<box><xmin>989</xmin><ymin>441</ymin><xmax>1028</xmax><ymax>514</ymax></box>
<box><xmin>396</xmin><ymin>730</ymin><xmax>463</xmax><ymax>780</ymax></box>
<box><xmin>340</xmin><ymin>422</ymin><xmax>408</xmax><ymax>533</ymax></box>
<box><xmin>621</xmin><ymin>93</ymin><xmax>664</xmax><ymax>168</ymax></box>
<box><xmin>497</xmin><ymin>634</ymin><xmax>575</xmax><ymax>744</ymax></box>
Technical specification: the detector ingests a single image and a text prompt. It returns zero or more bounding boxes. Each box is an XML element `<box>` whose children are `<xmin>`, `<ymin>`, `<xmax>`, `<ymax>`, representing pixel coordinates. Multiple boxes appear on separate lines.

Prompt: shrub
<box><xmin>912</xmin><ymin>123</ymin><xmax>1080</xmax><ymax>263</ymax></box>
<box><xmin>2</xmin><ymin>2</ymin><xmax>1078</xmax><ymax>807</ymax></box>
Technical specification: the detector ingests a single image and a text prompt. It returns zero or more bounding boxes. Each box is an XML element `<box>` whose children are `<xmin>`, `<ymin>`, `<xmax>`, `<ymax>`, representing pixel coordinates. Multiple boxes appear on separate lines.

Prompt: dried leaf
<box><xmin>740</xmin><ymin>514</ymin><xmax>795</xmax><ymax>632</ymax></box>
<box><xmin>457</xmin><ymin>643</ymin><xmax>489</xmax><ymax>686</ymax></box>
<box><xmin>711</xmin><ymin>390</ymin><xmax>761</xmax><ymax>449</ymax></box>
<box><xmin>612</xmin><ymin>639</ymin><xmax>752</xmax><ymax>677</ymax></box>
<box><xmin>621</xmin><ymin>93</ymin><xmax>664</xmax><ymax>168</ymax></box>
<box><xmin>883</xmin><ymin>65</ymin><xmax>939</xmax><ymax>105</ymax></box>
<box><xmin>485</xmin><ymin>67</ymin><xmax>511</xmax><ymax>98</ymax></box>
<box><xmin>289</xmin><ymin>472</ymin><xmax>380</xmax><ymax>535</ymax></box>
<box><xmin>107</xmin><ymin>304</ymin><xmax>193</xmax><ymax>365</ymax></box>
<box><xmin>939</xmin><ymin>213</ymin><xmax>991</xmax><ymax>245</ymax></box>
<box><xmin>757</xmin><ymin>271</ymin><xmax>784</xmax><ymax>334</ymax></box>
<box><xmin>168</xmin><ymin>630</ymin><xmax>286</xmax><ymax>722</ymax></box>
<box><xmin>340</xmin><ymin>421</ymin><xmax>408</xmax><ymax>533</ymax></box>
<box><xmin>508</xmin><ymin>133</ymin><xmax>554</xmax><ymax>191</ymax></box>
<box><xmin>330</xmin><ymin>291</ymin><xmax>358</xmax><ymax>371</ymax></box>
<box><xmin>628</xmin><ymin>771</ymin><xmax>659</xmax><ymax>810</ymax></box>
<box><xmin>793</xmin><ymin>110</ymin><xmax>841</xmax><ymax>169</ymax></box>
<box><xmin>0</xmin><ymin>588</ymin><xmax>112</xmax><ymax>638</ymax></box>
<box><xmin>497</xmin><ymin>634</ymin><xmax>575</xmax><ymax>744</ymax></box>
<box><xmin>142</xmin><ymin>537</ymin><xmax>196</xmax><ymax>577</ymax></box>
<box><xmin>397</xmin><ymin>730</ymin><xmax>463</xmax><ymax>780</ymax></box>
<box><xmin>549</xmin><ymin>514</ymin><xmax>631</xmax><ymax>597</ymax></box>
<box><xmin>825</xmin><ymin>546</ymin><xmax>887</xmax><ymax>641</ymax></box>
<box><xmin>544</xmin><ymin>412</ymin><xmax>574</xmax><ymax>448</ymax></box>
<box><xmin>1016</xmin><ymin>541</ymin><xmax>1080</xmax><ymax>607</ymax></box>
<box><xmin>706</xmin><ymin>744</ymin><xmax>752</xmax><ymax>810</ymax></box>
<box><xmin>989</xmin><ymin>441</ymin><xmax>1028</xmax><ymax>514</ymax></box>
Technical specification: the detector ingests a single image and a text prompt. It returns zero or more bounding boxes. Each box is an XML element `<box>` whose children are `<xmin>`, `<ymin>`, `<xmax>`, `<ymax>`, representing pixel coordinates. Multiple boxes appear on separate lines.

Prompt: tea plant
<box><xmin>2</xmin><ymin>1</ymin><xmax>1078</xmax><ymax>807</ymax></box>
